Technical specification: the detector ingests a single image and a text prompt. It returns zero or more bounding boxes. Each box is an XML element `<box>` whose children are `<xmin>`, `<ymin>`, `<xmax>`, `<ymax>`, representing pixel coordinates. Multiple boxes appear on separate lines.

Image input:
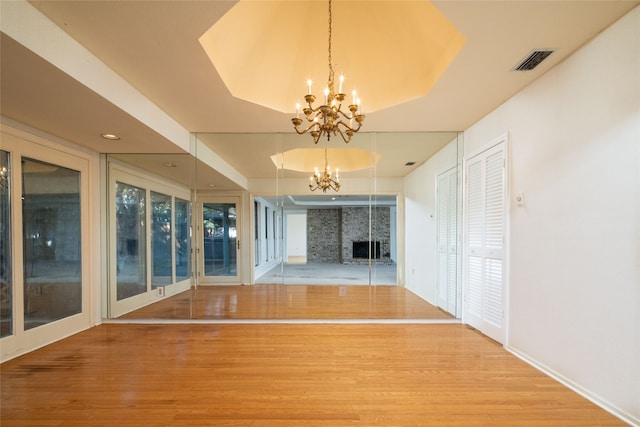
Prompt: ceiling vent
<box><xmin>513</xmin><ymin>49</ymin><xmax>555</xmax><ymax>71</ymax></box>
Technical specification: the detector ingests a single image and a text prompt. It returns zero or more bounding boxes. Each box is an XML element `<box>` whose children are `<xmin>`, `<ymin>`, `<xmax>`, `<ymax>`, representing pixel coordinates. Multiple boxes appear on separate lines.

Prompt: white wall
<box><xmin>404</xmin><ymin>138</ymin><xmax>459</xmax><ymax>305</ymax></box>
<box><xmin>286</xmin><ymin>213</ymin><xmax>307</xmax><ymax>258</ymax></box>
<box><xmin>464</xmin><ymin>7</ymin><xmax>639</xmax><ymax>423</ymax></box>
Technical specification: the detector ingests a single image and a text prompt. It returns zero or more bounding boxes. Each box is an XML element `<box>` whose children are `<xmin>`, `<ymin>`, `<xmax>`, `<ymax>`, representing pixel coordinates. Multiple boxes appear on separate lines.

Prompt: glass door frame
<box><xmin>0</xmin><ymin>127</ymin><xmax>92</xmax><ymax>361</ymax></box>
<box><xmin>196</xmin><ymin>195</ymin><xmax>243</xmax><ymax>285</ymax></box>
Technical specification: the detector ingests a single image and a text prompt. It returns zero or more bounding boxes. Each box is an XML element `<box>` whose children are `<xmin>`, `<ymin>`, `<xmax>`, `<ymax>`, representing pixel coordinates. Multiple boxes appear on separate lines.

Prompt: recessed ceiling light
<box><xmin>101</xmin><ymin>133</ymin><xmax>120</xmax><ymax>140</ymax></box>
<box><xmin>163</xmin><ymin>162</ymin><xmax>177</xmax><ymax>167</ymax></box>
<box><xmin>208</xmin><ymin>184</ymin><xmax>216</xmax><ymax>187</ymax></box>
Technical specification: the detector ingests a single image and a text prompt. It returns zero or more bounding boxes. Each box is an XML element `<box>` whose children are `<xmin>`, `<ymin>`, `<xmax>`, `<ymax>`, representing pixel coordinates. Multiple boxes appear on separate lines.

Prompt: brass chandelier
<box><xmin>292</xmin><ymin>0</ymin><xmax>365</xmax><ymax>144</ymax></box>
<box><xmin>309</xmin><ymin>148</ymin><xmax>340</xmax><ymax>193</ymax></box>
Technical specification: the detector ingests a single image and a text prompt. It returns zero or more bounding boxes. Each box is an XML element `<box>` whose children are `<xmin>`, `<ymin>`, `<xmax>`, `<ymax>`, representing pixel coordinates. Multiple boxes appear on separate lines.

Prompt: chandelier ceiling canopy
<box><xmin>199</xmin><ymin>1</ymin><xmax>466</xmax><ymax>114</ymax></box>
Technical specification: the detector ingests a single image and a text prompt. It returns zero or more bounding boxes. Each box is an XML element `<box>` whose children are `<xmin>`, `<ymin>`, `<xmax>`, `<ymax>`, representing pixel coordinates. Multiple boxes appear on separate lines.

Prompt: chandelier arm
<box><xmin>334</xmin><ymin>126</ymin><xmax>352</xmax><ymax>144</ymax></box>
<box><xmin>293</xmin><ymin>121</ymin><xmax>323</xmax><ymax>135</ymax></box>
<box><xmin>303</xmin><ymin>108</ymin><xmax>323</xmax><ymax>121</ymax></box>
<box><xmin>335</xmin><ymin>118</ymin><xmax>361</xmax><ymax>134</ymax></box>
<box><xmin>335</xmin><ymin>107</ymin><xmax>355</xmax><ymax>121</ymax></box>
<box><xmin>312</xmin><ymin>131</ymin><xmax>322</xmax><ymax>144</ymax></box>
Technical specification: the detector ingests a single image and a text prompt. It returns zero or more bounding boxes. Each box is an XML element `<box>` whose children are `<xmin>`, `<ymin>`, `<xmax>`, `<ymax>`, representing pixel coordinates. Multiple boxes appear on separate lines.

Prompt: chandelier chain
<box><xmin>327</xmin><ymin>0</ymin><xmax>334</xmax><ymax>91</ymax></box>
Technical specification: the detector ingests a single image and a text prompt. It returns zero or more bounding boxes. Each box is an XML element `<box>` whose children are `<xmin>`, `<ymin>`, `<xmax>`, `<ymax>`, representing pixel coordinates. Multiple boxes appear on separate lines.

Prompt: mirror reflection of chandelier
<box><xmin>309</xmin><ymin>148</ymin><xmax>340</xmax><ymax>193</ymax></box>
<box><xmin>292</xmin><ymin>0</ymin><xmax>365</xmax><ymax>144</ymax></box>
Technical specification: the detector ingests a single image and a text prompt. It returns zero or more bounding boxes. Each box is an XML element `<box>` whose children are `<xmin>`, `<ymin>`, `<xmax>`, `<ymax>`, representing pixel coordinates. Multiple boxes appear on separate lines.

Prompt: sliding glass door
<box><xmin>108</xmin><ymin>160</ymin><xmax>193</xmax><ymax>317</ymax></box>
<box><xmin>22</xmin><ymin>158</ymin><xmax>82</xmax><ymax>330</ymax></box>
<box><xmin>1</xmin><ymin>129</ymin><xmax>91</xmax><ymax>361</ymax></box>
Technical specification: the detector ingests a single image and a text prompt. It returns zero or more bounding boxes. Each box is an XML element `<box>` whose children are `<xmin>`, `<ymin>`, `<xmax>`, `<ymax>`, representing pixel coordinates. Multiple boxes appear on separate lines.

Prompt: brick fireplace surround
<box><xmin>306</xmin><ymin>207</ymin><xmax>392</xmax><ymax>265</ymax></box>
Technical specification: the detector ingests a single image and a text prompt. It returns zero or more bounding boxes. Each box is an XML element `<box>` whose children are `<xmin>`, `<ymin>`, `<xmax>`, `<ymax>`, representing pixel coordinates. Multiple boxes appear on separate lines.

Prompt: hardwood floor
<box><xmin>1</xmin><ymin>323</ymin><xmax>626</xmax><ymax>426</ymax></box>
<box><xmin>120</xmin><ymin>285</ymin><xmax>454</xmax><ymax>320</ymax></box>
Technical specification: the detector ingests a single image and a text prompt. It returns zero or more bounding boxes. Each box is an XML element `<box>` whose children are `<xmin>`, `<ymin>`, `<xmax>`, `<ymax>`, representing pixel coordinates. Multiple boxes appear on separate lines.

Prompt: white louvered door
<box><xmin>437</xmin><ymin>167</ymin><xmax>459</xmax><ymax>316</ymax></box>
<box><xmin>463</xmin><ymin>138</ymin><xmax>507</xmax><ymax>343</ymax></box>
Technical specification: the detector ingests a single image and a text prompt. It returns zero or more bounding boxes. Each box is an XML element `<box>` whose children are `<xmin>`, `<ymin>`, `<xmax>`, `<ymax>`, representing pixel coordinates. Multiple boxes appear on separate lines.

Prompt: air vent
<box><xmin>405</xmin><ymin>161</ymin><xmax>416</xmax><ymax>166</ymax></box>
<box><xmin>513</xmin><ymin>49</ymin><xmax>555</xmax><ymax>71</ymax></box>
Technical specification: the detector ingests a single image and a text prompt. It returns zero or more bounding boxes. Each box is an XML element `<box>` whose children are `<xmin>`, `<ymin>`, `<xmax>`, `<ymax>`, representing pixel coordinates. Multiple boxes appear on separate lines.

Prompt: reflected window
<box><xmin>175</xmin><ymin>198</ymin><xmax>191</xmax><ymax>282</ymax></box>
<box><xmin>115</xmin><ymin>182</ymin><xmax>146</xmax><ymax>300</ymax></box>
<box><xmin>151</xmin><ymin>191</ymin><xmax>171</xmax><ymax>288</ymax></box>
<box><xmin>22</xmin><ymin>158</ymin><xmax>81</xmax><ymax>330</ymax></box>
<box><xmin>1</xmin><ymin>150</ymin><xmax>12</xmax><ymax>337</ymax></box>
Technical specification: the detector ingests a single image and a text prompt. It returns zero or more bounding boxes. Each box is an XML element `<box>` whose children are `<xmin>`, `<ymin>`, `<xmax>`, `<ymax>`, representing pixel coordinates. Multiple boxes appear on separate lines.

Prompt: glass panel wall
<box><xmin>272</xmin><ymin>132</ymin><xmax>390</xmax><ymax>290</ymax></box>
<box><xmin>104</xmin><ymin>132</ymin><xmax>462</xmax><ymax>321</ymax></box>
<box><xmin>22</xmin><ymin>158</ymin><xmax>81</xmax><ymax>330</ymax></box>
<box><xmin>0</xmin><ymin>151</ymin><xmax>12</xmax><ymax>337</ymax></box>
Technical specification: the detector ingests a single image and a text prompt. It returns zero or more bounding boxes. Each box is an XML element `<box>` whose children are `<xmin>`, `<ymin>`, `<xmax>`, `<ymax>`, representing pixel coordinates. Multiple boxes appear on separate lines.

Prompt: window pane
<box><xmin>1</xmin><ymin>151</ymin><xmax>12</xmax><ymax>337</ymax></box>
<box><xmin>175</xmin><ymin>198</ymin><xmax>191</xmax><ymax>282</ymax></box>
<box><xmin>115</xmin><ymin>182</ymin><xmax>146</xmax><ymax>300</ymax></box>
<box><xmin>22</xmin><ymin>158</ymin><xmax>81</xmax><ymax>330</ymax></box>
<box><xmin>151</xmin><ymin>192</ymin><xmax>171</xmax><ymax>288</ymax></box>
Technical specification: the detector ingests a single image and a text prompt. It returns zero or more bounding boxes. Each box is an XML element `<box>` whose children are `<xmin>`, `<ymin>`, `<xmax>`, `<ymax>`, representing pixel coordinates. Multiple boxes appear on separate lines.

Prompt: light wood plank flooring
<box><xmin>1</xmin><ymin>323</ymin><xmax>626</xmax><ymax>426</ymax></box>
<box><xmin>120</xmin><ymin>285</ymin><xmax>454</xmax><ymax>320</ymax></box>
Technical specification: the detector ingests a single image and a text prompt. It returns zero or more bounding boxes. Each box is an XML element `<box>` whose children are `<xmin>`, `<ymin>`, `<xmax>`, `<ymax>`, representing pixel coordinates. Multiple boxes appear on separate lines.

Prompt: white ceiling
<box><xmin>1</xmin><ymin>1</ymin><xmax>637</xmax><ymax>186</ymax></box>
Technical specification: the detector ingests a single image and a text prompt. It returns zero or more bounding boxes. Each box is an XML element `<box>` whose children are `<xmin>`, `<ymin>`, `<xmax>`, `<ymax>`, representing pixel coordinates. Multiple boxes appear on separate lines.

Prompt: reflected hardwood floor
<box><xmin>120</xmin><ymin>285</ymin><xmax>454</xmax><ymax>320</ymax></box>
<box><xmin>1</xmin><ymin>323</ymin><xmax>626</xmax><ymax>426</ymax></box>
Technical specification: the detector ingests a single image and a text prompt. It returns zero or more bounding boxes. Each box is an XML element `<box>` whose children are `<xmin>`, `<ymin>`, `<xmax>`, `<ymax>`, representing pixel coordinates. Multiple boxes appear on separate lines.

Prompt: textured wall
<box><xmin>306</xmin><ymin>207</ymin><xmax>391</xmax><ymax>264</ymax></box>
<box><xmin>342</xmin><ymin>207</ymin><xmax>391</xmax><ymax>264</ymax></box>
<box><xmin>306</xmin><ymin>209</ymin><xmax>342</xmax><ymax>263</ymax></box>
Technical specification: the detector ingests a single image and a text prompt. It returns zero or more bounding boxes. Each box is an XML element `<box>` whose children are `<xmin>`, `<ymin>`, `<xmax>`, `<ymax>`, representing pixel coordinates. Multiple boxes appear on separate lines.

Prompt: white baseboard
<box><xmin>506</xmin><ymin>346</ymin><xmax>639</xmax><ymax>427</ymax></box>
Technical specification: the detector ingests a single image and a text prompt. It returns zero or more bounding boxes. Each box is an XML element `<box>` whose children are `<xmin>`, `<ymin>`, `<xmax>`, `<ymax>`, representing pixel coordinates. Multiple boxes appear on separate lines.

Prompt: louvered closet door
<box><xmin>464</xmin><ymin>140</ymin><xmax>507</xmax><ymax>343</ymax></box>
<box><xmin>437</xmin><ymin>167</ymin><xmax>458</xmax><ymax>316</ymax></box>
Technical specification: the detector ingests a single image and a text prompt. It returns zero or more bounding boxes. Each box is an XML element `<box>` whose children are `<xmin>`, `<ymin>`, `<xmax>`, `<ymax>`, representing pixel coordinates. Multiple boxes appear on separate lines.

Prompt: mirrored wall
<box><xmin>104</xmin><ymin>131</ymin><xmax>462</xmax><ymax>321</ymax></box>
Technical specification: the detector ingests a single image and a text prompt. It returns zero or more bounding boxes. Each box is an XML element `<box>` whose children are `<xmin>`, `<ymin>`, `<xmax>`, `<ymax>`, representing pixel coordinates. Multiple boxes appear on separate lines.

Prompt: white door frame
<box><xmin>197</xmin><ymin>196</ymin><xmax>242</xmax><ymax>285</ymax></box>
<box><xmin>436</xmin><ymin>166</ymin><xmax>460</xmax><ymax>317</ymax></box>
<box><xmin>462</xmin><ymin>133</ymin><xmax>510</xmax><ymax>344</ymax></box>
